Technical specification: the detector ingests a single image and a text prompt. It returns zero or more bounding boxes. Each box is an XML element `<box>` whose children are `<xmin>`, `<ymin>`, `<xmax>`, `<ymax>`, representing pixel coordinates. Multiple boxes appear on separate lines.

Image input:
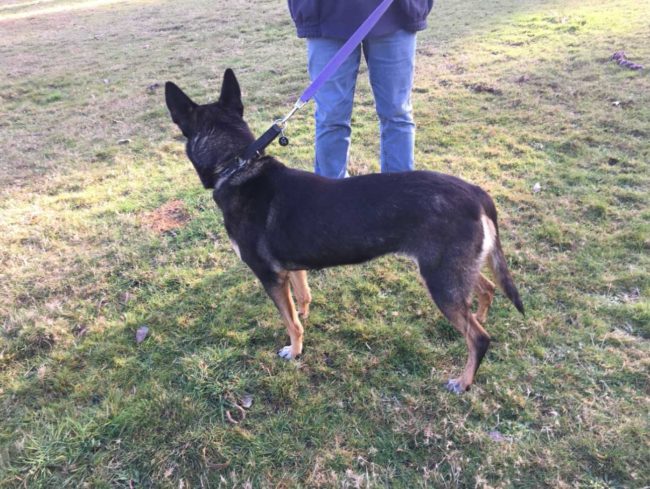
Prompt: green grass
<box><xmin>1</xmin><ymin>0</ymin><xmax>649</xmax><ymax>487</ymax></box>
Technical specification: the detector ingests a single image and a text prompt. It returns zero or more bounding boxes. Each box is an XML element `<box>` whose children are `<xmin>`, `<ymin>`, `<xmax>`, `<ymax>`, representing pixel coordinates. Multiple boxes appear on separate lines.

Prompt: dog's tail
<box><xmin>479</xmin><ymin>193</ymin><xmax>525</xmax><ymax>316</ymax></box>
<box><xmin>489</xmin><ymin>236</ymin><xmax>525</xmax><ymax>315</ymax></box>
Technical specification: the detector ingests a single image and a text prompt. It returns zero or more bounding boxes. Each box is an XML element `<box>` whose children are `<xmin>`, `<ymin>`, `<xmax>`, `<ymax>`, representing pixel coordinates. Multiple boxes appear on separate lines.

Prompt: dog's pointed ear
<box><xmin>218</xmin><ymin>68</ymin><xmax>243</xmax><ymax>116</ymax></box>
<box><xmin>165</xmin><ymin>81</ymin><xmax>197</xmax><ymax>137</ymax></box>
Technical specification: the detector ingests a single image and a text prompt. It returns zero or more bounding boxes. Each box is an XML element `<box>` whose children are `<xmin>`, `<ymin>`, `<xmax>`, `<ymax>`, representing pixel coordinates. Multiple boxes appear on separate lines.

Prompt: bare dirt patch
<box><xmin>140</xmin><ymin>199</ymin><xmax>191</xmax><ymax>234</ymax></box>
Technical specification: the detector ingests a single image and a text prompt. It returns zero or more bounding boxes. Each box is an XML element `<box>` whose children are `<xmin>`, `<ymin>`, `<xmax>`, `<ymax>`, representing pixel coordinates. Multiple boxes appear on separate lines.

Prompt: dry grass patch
<box><xmin>140</xmin><ymin>199</ymin><xmax>191</xmax><ymax>234</ymax></box>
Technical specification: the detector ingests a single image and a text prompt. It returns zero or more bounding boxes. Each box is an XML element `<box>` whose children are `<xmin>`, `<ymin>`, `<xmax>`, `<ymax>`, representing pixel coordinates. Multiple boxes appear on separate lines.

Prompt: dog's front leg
<box><xmin>289</xmin><ymin>270</ymin><xmax>312</xmax><ymax>319</ymax></box>
<box><xmin>264</xmin><ymin>272</ymin><xmax>304</xmax><ymax>360</ymax></box>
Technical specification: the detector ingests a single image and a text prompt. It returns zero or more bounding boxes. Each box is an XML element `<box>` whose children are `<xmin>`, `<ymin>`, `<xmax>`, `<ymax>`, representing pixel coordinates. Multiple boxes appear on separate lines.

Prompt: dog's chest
<box><xmin>214</xmin><ymin>192</ymin><xmax>273</xmax><ymax>261</ymax></box>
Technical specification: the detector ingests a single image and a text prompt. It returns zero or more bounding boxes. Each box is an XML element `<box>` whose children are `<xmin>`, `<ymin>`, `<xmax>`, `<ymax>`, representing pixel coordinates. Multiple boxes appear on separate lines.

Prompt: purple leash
<box><xmin>298</xmin><ymin>0</ymin><xmax>395</xmax><ymax>105</ymax></box>
<box><xmin>242</xmin><ymin>0</ymin><xmax>395</xmax><ymax>160</ymax></box>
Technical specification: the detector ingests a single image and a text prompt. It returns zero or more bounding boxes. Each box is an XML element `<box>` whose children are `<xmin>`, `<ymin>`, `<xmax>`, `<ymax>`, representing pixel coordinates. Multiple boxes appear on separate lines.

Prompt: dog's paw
<box><xmin>445</xmin><ymin>379</ymin><xmax>466</xmax><ymax>394</ymax></box>
<box><xmin>277</xmin><ymin>346</ymin><xmax>299</xmax><ymax>360</ymax></box>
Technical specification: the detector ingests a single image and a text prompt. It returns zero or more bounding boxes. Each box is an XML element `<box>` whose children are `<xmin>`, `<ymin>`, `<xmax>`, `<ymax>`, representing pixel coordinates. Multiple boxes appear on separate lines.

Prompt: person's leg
<box><xmin>307</xmin><ymin>38</ymin><xmax>361</xmax><ymax>178</ymax></box>
<box><xmin>363</xmin><ymin>30</ymin><xmax>416</xmax><ymax>173</ymax></box>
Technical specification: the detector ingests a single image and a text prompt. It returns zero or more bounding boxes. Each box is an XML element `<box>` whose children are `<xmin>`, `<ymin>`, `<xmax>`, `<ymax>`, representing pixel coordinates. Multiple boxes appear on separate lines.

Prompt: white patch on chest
<box><xmin>230</xmin><ymin>239</ymin><xmax>242</xmax><ymax>259</ymax></box>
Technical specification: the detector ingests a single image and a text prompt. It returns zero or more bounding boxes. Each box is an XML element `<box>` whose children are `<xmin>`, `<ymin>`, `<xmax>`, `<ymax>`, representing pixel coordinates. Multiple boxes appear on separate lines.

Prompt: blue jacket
<box><xmin>288</xmin><ymin>0</ymin><xmax>434</xmax><ymax>39</ymax></box>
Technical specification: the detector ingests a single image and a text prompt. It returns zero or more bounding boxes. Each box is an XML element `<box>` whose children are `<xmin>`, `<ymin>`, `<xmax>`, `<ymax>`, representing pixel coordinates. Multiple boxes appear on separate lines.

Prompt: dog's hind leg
<box><xmin>420</xmin><ymin>262</ymin><xmax>491</xmax><ymax>393</ymax></box>
<box><xmin>289</xmin><ymin>270</ymin><xmax>312</xmax><ymax>319</ymax></box>
<box><xmin>264</xmin><ymin>272</ymin><xmax>304</xmax><ymax>360</ymax></box>
<box><xmin>474</xmin><ymin>273</ymin><xmax>495</xmax><ymax>324</ymax></box>
<box><xmin>445</xmin><ymin>311</ymin><xmax>490</xmax><ymax>393</ymax></box>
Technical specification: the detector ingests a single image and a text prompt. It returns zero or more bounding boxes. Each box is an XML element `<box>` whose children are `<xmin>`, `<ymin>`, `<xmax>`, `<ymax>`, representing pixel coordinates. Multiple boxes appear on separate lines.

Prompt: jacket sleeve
<box><xmin>287</xmin><ymin>0</ymin><xmax>321</xmax><ymax>38</ymax></box>
<box><xmin>397</xmin><ymin>0</ymin><xmax>434</xmax><ymax>32</ymax></box>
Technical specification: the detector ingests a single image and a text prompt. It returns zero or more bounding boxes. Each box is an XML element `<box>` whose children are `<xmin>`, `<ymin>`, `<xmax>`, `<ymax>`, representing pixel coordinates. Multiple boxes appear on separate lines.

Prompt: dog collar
<box><xmin>217</xmin><ymin>156</ymin><xmax>251</xmax><ymax>182</ymax></box>
<box><xmin>239</xmin><ymin>122</ymin><xmax>287</xmax><ymax>161</ymax></box>
<box><xmin>214</xmin><ymin>121</ymin><xmax>289</xmax><ymax>188</ymax></box>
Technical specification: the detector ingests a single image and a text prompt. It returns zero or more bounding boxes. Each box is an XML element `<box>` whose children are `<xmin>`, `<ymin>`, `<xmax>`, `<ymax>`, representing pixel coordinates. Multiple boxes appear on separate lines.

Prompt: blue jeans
<box><xmin>307</xmin><ymin>30</ymin><xmax>416</xmax><ymax>178</ymax></box>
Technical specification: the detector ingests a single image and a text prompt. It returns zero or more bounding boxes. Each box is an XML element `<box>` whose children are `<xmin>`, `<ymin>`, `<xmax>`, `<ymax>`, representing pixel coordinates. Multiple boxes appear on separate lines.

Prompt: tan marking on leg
<box><xmin>474</xmin><ymin>273</ymin><xmax>495</xmax><ymax>324</ymax></box>
<box><xmin>268</xmin><ymin>274</ymin><xmax>304</xmax><ymax>358</ymax></box>
<box><xmin>446</xmin><ymin>306</ymin><xmax>491</xmax><ymax>391</ymax></box>
<box><xmin>289</xmin><ymin>270</ymin><xmax>312</xmax><ymax>319</ymax></box>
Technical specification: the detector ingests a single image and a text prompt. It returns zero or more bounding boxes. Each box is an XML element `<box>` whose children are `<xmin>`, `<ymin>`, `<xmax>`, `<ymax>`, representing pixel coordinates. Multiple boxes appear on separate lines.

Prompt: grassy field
<box><xmin>1</xmin><ymin>0</ymin><xmax>649</xmax><ymax>486</ymax></box>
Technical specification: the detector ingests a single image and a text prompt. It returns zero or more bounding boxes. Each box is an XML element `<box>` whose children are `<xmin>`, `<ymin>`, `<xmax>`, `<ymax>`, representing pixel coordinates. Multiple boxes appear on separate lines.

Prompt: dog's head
<box><xmin>165</xmin><ymin>69</ymin><xmax>255</xmax><ymax>188</ymax></box>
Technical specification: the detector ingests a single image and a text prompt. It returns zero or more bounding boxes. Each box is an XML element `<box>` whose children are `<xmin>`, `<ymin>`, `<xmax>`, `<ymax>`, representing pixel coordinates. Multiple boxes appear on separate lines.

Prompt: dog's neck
<box><xmin>211</xmin><ymin>123</ymin><xmax>275</xmax><ymax>190</ymax></box>
<box><xmin>188</xmin><ymin>121</ymin><xmax>256</xmax><ymax>189</ymax></box>
<box><xmin>213</xmin><ymin>153</ymin><xmax>266</xmax><ymax>190</ymax></box>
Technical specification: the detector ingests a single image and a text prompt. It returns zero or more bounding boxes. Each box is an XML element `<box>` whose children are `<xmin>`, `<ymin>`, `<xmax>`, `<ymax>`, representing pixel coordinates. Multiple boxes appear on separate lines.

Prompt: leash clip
<box><xmin>239</xmin><ymin>99</ymin><xmax>306</xmax><ymax>161</ymax></box>
<box><xmin>277</xmin><ymin>99</ymin><xmax>306</xmax><ymax>127</ymax></box>
<box><xmin>273</xmin><ymin>98</ymin><xmax>306</xmax><ymax>146</ymax></box>
<box><xmin>270</xmin><ymin>119</ymin><xmax>289</xmax><ymax>146</ymax></box>
<box><xmin>274</xmin><ymin>99</ymin><xmax>304</xmax><ymax>148</ymax></box>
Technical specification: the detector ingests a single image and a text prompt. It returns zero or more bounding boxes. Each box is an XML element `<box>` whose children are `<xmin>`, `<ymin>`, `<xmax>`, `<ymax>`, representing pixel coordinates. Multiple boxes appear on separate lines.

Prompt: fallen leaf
<box><xmin>226</xmin><ymin>404</ymin><xmax>246</xmax><ymax>424</ymax></box>
<box><xmin>72</xmin><ymin>325</ymin><xmax>89</xmax><ymax>337</ymax></box>
<box><xmin>136</xmin><ymin>326</ymin><xmax>149</xmax><ymax>344</ymax></box>
<box><xmin>466</xmin><ymin>82</ymin><xmax>503</xmax><ymax>95</ymax></box>
<box><xmin>324</xmin><ymin>352</ymin><xmax>334</xmax><ymax>367</ymax></box>
<box><xmin>489</xmin><ymin>430</ymin><xmax>512</xmax><ymax>442</ymax></box>
<box><xmin>240</xmin><ymin>393</ymin><xmax>253</xmax><ymax>409</ymax></box>
<box><xmin>611</xmin><ymin>51</ymin><xmax>644</xmax><ymax>70</ymax></box>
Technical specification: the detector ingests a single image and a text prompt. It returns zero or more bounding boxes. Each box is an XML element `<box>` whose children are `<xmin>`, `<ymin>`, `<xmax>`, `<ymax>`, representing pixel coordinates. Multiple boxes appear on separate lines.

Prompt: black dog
<box><xmin>165</xmin><ymin>69</ymin><xmax>524</xmax><ymax>393</ymax></box>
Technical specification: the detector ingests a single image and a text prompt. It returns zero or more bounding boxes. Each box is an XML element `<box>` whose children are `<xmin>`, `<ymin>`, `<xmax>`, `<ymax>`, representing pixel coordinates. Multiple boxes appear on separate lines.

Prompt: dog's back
<box><xmin>256</xmin><ymin>164</ymin><xmax>487</xmax><ymax>268</ymax></box>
